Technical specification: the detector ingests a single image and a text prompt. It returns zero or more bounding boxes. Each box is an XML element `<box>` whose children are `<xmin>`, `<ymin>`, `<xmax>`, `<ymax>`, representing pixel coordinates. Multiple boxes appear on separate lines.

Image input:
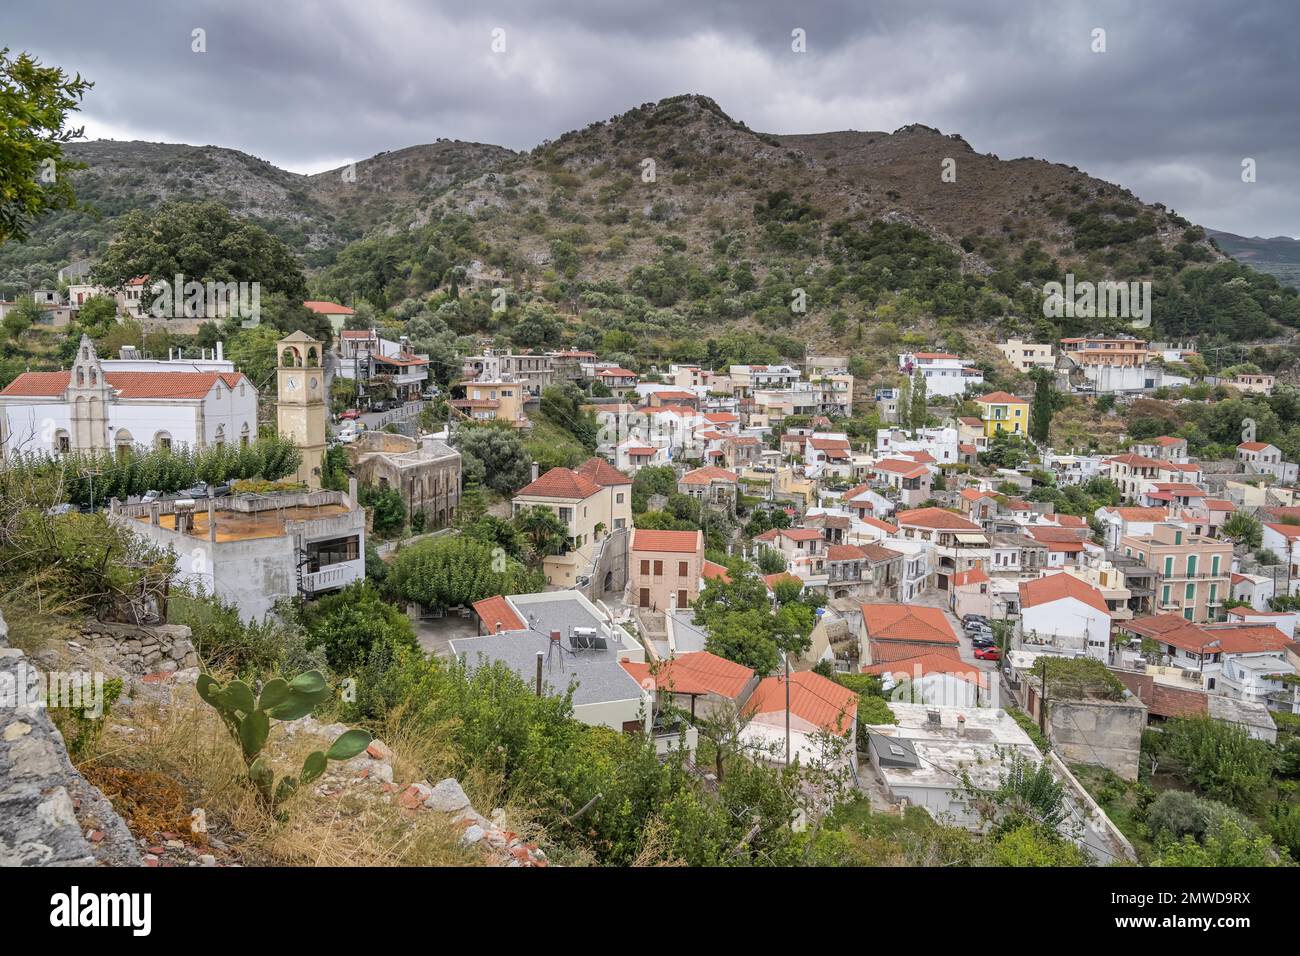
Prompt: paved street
<box><xmin>909</xmin><ymin>588</ymin><xmax>1001</xmax><ymax>674</ymax></box>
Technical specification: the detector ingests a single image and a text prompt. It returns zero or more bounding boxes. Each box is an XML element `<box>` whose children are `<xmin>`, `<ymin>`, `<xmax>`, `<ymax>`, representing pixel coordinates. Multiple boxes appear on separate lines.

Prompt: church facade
<box><xmin>0</xmin><ymin>335</ymin><xmax>257</xmax><ymax>458</ymax></box>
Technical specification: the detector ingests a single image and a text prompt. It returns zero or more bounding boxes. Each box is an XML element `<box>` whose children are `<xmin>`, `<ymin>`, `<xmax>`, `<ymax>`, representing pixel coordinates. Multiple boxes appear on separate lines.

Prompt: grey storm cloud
<box><xmin>5</xmin><ymin>0</ymin><xmax>1298</xmax><ymax>235</ymax></box>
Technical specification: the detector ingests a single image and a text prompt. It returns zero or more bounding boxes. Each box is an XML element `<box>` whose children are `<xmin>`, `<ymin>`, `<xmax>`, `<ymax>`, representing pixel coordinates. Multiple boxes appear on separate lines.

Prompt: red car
<box><xmin>339</xmin><ymin>409</ymin><xmax>361</xmax><ymax>421</ymax></box>
<box><xmin>974</xmin><ymin>645</ymin><xmax>1001</xmax><ymax>661</ymax></box>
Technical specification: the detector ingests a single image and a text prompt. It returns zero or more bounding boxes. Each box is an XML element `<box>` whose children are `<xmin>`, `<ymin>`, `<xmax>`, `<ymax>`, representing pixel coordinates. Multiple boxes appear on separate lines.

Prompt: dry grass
<box><xmin>0</xmin><ymin>582</ymin><xmax>79</xmax><ymax>655</ymax></box>
<box><xmin>85</xmin><ymin>684</ymin><xmax>484</xmax><ymax>866</ymax></box>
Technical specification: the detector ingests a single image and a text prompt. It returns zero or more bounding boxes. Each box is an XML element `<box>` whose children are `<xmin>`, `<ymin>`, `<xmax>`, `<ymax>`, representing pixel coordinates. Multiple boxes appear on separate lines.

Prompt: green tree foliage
<box><xmin>512</xmin><ymin>504</ymin><xmax>569</xmax><ymax>563</ymax></box>
<box><xmin>385</xmin><ymin>535</ymin><xmax>542</xmax><ymax>609</ymax></box>
<box><xmin>0</xmin><ymin>49</ymin><xmax>92</xmax><ymax>246</ymax></box>
<box><xmin>93</xmin><ymin>200</ymin><xmax>308</xmax><ymax>305</ymax></box>
<box><xmin>2</xmin><ymin>434</ymin><xmax>301</xmax><ymax>508</ymax></box>
<box><xmin>360</xmin><ymin>484</ymin><xmax>406</xmax><ymax>538</ymax></box>
<box><xmin>300</xmin><ymin>581</ymin><xmax>418</xmax><ymax>673</ymax></box>
<box><xmin>538</xmin><ymin>382</ymin><xmax>597</xmax><ymax>449</ymax></box>
<box><xmin>1029</xmin><ymin>369</ymin><xmax>1054</xmax><ymax>443</ymax></box>
<box><xmin>1221</xmin><ymin>512</ymin><xmax>1263</xmax><ymax>552</ymax></box>
<box><xmin>452</xmin><ymin>423</ymin><xmax>532</xmax><ymax>495</ymax></box>
<box><xmin>1151</xmin><ymin>819</ymin><xmax>1288</xmax><ymax>867</ymax></box>
<box><xmin>1154</xmin><ymin>716</ymin><xmax>1277</xmax><ymax>811</ymax></box>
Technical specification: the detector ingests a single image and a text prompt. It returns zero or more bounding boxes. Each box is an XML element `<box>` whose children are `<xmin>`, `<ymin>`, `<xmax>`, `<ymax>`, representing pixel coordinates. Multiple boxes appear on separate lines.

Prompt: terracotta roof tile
<box><xmin>861</xmin><ymin>604</ymin><xmax>959</xmax><ymax>644</ymax></box>
<box><xmin>1019</xmin><ymin>574</ymin><xmax>1110</xmax><ymax>615</ymax></box>
<box><xmin>514</xmin><ymin>467</ymin><xmax>602</xmax><ymax>500</ymax></box>
<box><xmin>632</xmin><ymin>529</ymin><xmax>701</xmax><ymax>553</ymax></box>
<box><xmin>622</xmin><ymin>651</ymin><xmax>754</xmax><ymax>700</ymax></box>
<box><xmin>472</xmin><ymin>596</ymin><xmax>526</xmax><ymax>634</ymax></box>
<box><xmin>575</xmin><ymin>456</ymin><xmax>633</xmax><ymax>487</ymax></box>
<box><xmin>746</xmin><ymin>671</ymin><xmax>858</xmax><ymax>733</ymax></box>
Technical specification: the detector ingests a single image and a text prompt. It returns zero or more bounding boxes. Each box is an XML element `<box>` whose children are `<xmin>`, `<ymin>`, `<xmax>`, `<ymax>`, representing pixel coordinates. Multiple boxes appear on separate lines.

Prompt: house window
<box><xmin>1162</xmin><ymin>585</ymin><xmax>1171</xmax><ymax>605</ymax></box>
<box><xmin>640</xmin><ymin>560</ymin><xmax>650</xmax><ymax>576</ymax></box>
<box><xmin>305</xmin><ymin>535</ymin><xmax>360</xmax><ymax>571</ymax></box>
<box><xmin>653</xmin><ymin>561</ymin><xmax>663</xmax><ymax>577</ymax></box>
<box><xmin>1163</xmin><ymin>556</ymin><xmax>1173</xmax><ymax>576</ymax></box>
<box><xmin>678</xmin><ymin>561</ymin><xmax>688</xmax><ymax>577</ymax></box>
<box><xmin>54</xmin><ymin>430</ymin><xmax>70</xmax><ymax>454</ymax></box>
<box><xmin>1185</xmin><ymin>583</ymin><xmax>1195</xmax><ymax>601</ymax></box>
<box><xmin>154</xmin><ymin>431</ymin><xmax>172</xmax><ymax>452</ymax></box>
<box><xmin>1186</xmin><ymin>554</ymin><xmax>1197</xmax><ymax>577</ymax></box>
<box><xmin>1211</xmin><ymin>555</ymin><xmax>1221</xmax><ymax>576</ymax></box>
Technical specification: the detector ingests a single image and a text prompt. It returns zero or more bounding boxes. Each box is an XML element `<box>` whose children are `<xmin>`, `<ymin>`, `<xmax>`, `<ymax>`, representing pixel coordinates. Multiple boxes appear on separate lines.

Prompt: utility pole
<box><xmin>784</xmin><ymin>651</ymin><xmax>791</xmax><ymax>767</ymax></box>
<box><xmin>1038</xmin><ymin>655</ymin><xmax>1049</xmax><ymax>736</ymax></box>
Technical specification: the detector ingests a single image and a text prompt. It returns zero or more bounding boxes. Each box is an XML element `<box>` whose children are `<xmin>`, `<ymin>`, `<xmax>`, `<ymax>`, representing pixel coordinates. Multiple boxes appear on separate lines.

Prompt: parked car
<box><xmin>970</xmin><ymin>635</ymin><xmax>996</xmax><ymax>648</ymax></box>
<box><xmin>140</xmin><ymin>489</ymin><xmax>162</xmax><ymax>503</ymax></box>
<box><xmin>46</xmin><ymin>503</ymin><xmax>78</xmax><ymax>516</ymax></box>
<box><xmin>339</xmin><ymin>409</ymin><xmax>361</xmax><ymax>421</ymax></box>
<box><xmin>964</xmin><ymin>621</ymin><xmax>993</xmax><ymax>636</ymax></box>
<box><xmin>961</xmin><ymin>614</ymin><xmax>989</xmax><ymax>626</ymax></box>
<box><xmin>184</xmin><ymin>483</ymin><xmax>211</xmax><ymax>499</ymax></box>
<box><xmin>974</xmin><ymin>645</ymin><xmax>1002</xmax><ymax>661</ymax></box>
<box><xmin>335</xmin><ymin>429</ymin><xmax>358</xmax><ymax>445</ymax></box>
<box><xmin>370</xmin><ymin>400</ymin><xmax>391</xmax><ymax>413</ymax></box>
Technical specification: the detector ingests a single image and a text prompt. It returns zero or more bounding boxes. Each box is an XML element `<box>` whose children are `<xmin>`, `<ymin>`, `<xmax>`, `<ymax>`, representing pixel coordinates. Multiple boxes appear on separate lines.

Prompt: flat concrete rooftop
<box><xmin>133</xmin><ymin>502</ymin><xmax>353</xmax><ymax>542</ymax></box>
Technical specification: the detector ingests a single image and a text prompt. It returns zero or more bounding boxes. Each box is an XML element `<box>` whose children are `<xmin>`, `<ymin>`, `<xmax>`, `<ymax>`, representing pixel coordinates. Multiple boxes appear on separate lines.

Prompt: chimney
<box><xmin>216</xmin><ymin>340</ymin><xmax>223</xmax><ymax>362</ymax></box>
<box><xmin>956</xmin><ymin>714</ymin><xmax>966</xmax><ymax>737</ymax></box>
<box><xmin>531</xmin><ymin>461</ymin><xmax>539</xmax><ymax>483</ymax></box>
<box><xmin>926</xmin><ymin>708</ymin><xmax>941</xmax><ymax>728</ymax></box>
<box><xmin>348</xmin><ymin>476</ymin><xmax>358</xmax><ymax>508</ymax></box>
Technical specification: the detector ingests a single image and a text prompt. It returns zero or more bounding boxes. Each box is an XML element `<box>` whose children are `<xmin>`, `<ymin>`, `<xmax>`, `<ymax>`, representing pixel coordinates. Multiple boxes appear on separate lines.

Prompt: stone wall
<box><xmin>1046</xmin><ymin>697</ymin><xmax>1147</xmax><ymax>782</ymax></box>
<box><xmin>0</xmin><ymin>611</ymin><xmax>140</xmax><ymax>866</ymax></box>
<box><xmin>76</xmin><ymin>621</ymin><xmax>199</xmax><ymax>675</ymax></box>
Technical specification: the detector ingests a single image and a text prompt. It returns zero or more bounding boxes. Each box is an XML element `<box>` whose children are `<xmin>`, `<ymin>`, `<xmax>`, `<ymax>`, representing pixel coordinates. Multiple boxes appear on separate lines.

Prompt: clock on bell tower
<box><xmin>275</xmin><ymin>330</ymin><xmax>327</xmax><ymax>490</ymax></box>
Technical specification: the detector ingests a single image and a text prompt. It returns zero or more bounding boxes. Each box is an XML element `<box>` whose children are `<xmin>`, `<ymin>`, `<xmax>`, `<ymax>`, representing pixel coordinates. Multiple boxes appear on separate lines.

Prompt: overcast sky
<box><xmin>8</xmin><ymin>0</ymin><xmax>1299</xmax><ymax>236</ymax></box>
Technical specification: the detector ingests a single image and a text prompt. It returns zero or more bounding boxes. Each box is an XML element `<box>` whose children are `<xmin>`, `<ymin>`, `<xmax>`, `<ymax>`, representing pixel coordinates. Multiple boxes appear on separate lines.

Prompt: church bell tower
<box><xmin>275</xmin><ymin>330</ymin><xmax>327</xmax><ymax>489</ymax></box>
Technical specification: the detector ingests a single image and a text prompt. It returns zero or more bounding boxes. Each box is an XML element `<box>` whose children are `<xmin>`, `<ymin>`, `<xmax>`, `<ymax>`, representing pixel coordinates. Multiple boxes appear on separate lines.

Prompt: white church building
<box><xmin>0</xmin><ymin>335</ymin><xmax>257</xmax><ymax>458</ymax></box>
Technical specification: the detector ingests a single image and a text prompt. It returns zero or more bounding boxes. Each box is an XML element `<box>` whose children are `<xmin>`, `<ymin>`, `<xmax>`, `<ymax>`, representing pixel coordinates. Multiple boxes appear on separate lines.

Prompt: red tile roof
<box><xmin>779</xmin><ymin>528</ymin><xmax>824</xmax><ymax>542</ymax></box>
<box><xmin>632</xmin><ymin>529</ymin><xmax>701</xmax><ymax>553</ymax></box>
<box><xmin>1238</xmin><ymin>441</ymin><xmax>1272</xmax><ymax>452</ymax></box>
<box><xmin>701</xmin><ymin>560</ymin><xmax>732</xmax><ymax>584</ymax></box>
<box><xmin>975</xmin><ymin>391</ymin><xmax>1027</xmax><ymax>405</ymax></box>
<box><xmin>303</xmin><ymin>300</ymin><xmax>355</xmax><ymax>315</ymax></box>
<box><xmin>514</xmin><ymin>467</ymin><xmax>602</xmax><ymax>500</ymax></box>
<box><xmin>622</xmin><ymin>651</ymin><xmax>755</xmax><ymax>700</ymax></box>
<box><xmin>1111</xmin><ymin>670</ymin><xmax>1207</xmax><ymax>719</ymax></box>
<box><xmin>679</xmin><ymin>466</ymin><xmax>738</xmax><ymax>485</ymax></box>
<box><xmin>1123</xmin><ymin>615</ymin><xmax>1292</xmax><ymax>655</ymax></box>
<box><xmin>868</xmin><ymin>640</ymin><xmax>962</xmax><ymax>663</ymax></box>
<box><xmin>746</xmin><ymin>671</ymin><xmax>858</xmax><ymax>733</ymax></box>
<box><xmin>952</xmin><ymin>567</ymin><xmax>990</xmax><ymax>588</ymax></box>
<box><xmin>895</xmin><ymin>507</ymin><xmax>981</xmax><ymax>531</ymax></box>
<box><xmin>1107</xmin><ymin>454</ymin><xmax>1164</xmax><ymax>468</ymax></box>
<box><xmin>1</xmin><ymin>369</ymin><xmax>250</xmax><ymax>399</ymax></box>
<box><xmin>472</xmin><ymin>596</ymin><xmax>525</xmax><ymax>634</ymax></box>
<box><xmin>762</xmin><ymin>571</ymin><xmax>804</xmax><ymax>591</ymax></box>
<box><xmin>861</xmin><ymin>604</ymin><xmax>959</xmax><ymax>644</ymax></box>
<box><xmin>860</xmin><ymin>516</ymin><xmax>900</xmax><ymax>534</ymax></box>
<box><xmin>575</xmin><ymin>456</ymin><xmax>632</xmax><ymax>487</ymax></box>
<box><xmin>862</xmin><ymin>652</ymin><xmax>987</xmax><ymax>689</ymax></box>
<box><xmin>1019</xmin><ymin>574</ymin><xmax>1110</xmax><ymax>615</ymax></box>
<box><xmin>874</xmin><ymin>459</ymin><xmax>929</xmax><ymax>479</ymax></box>
<box><xmin>826</xmin><ymin>544</ymin><xmax>868</xmax><ymax>562</ymax></box>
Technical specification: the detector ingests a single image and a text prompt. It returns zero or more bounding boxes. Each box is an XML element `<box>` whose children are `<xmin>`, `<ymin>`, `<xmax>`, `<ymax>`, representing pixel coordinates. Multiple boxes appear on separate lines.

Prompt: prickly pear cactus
<box><xmin>197</xmin><ymin>669</ymin><xmax>371</xmax><ymax>816</ymax></box>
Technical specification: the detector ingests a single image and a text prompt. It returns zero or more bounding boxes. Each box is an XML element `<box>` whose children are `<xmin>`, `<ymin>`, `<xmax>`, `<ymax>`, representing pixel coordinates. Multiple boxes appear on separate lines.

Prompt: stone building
<box><xmin>347</xmin><ymin>431</ymin><xmax>461</xmax><ymax>529</ymax></box>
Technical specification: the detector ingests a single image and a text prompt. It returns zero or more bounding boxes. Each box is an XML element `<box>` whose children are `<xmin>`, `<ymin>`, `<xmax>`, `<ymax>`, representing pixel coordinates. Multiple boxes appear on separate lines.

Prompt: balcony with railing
<box><xmin>303</xmin><ymin>560</ymin><xmax>364</xmax><ymax>593</ymax></box>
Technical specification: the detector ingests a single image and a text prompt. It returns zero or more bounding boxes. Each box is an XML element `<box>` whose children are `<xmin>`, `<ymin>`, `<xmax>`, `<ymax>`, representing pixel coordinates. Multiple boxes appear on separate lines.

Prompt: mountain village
<box><xmin>5</xmin><ymin>289</ymin><xmax>1300</xmax><ymax>867</ymax></box>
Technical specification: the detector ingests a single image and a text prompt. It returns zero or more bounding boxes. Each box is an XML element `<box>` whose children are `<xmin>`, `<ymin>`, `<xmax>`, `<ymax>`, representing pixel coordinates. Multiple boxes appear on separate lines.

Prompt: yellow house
<box><xmin>973</xmin><ymin>391</ymin><xmax>1029</xmax><ymax>438</ymax></box>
